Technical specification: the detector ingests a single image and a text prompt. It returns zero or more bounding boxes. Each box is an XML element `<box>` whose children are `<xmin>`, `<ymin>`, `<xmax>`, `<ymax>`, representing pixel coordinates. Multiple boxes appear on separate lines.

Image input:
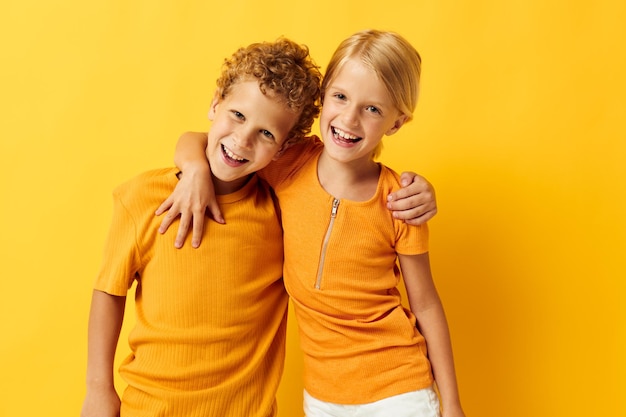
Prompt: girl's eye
<box><xmin>366</xmin><ymin>105</ymin><xmax>381</xmax><ymax>114</ymax></box>
<box><xmin>333</xmin><ymin>93</ymin><xmax>346</xmax><ymax>100</ymax></box>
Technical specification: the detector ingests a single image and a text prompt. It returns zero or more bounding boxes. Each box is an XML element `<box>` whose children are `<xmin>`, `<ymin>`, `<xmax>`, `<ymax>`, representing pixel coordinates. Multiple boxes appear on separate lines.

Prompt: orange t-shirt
<box><xmin>95</xmin><ymin>168</ymin><xmax>287</xmax><ymax>416</ymax></box>
<box><xmin>261</xmin><ymin>139</ymin><xmax>434</xmax><ymax>404</ymax></box>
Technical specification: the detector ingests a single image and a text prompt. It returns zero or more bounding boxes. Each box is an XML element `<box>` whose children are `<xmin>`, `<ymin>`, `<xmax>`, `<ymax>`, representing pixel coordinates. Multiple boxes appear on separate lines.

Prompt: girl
<box><xmin>162</xmin><ymin>30</ymin><xmax>465</xmax><ymax>417</ymax></box>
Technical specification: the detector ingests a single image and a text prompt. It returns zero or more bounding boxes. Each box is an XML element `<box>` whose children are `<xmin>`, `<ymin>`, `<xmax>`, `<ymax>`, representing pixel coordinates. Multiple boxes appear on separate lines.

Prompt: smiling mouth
<box><xmin>222</xmin><ymin>144</ymin><xmax>249</xmax><ymax>164</ymax></box>
<box><xmin>332</xmin><ymin>126</ymin><xmax>362</xmax><ymax>144</ymax></box>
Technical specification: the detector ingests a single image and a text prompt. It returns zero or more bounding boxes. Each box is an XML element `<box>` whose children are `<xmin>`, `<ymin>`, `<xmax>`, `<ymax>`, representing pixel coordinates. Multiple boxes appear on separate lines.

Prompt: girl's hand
<box><xmin>155</xmin><ymin>164</ymin><xmax>223</xmax><ymax>248</ymax></box>
<box><xmin>387</xmin><ymin>171</ymin><xmax>437</xmax><ymax>225</ymax></box>
<box><xmin>442</xmin><ymin>404</ymin><xmax>466</xmax><ymax>417</ymax></box>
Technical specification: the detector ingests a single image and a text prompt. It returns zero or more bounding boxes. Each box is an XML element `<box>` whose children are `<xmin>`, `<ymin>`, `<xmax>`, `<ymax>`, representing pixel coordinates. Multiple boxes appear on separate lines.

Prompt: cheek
<box><xmin>252</xmin><ymin>143</ymin><xmax>278</xmax><ymax>164</ymax></box>
<box><xmin>319</xmin><ymin>109</ymin><xmax>332</xmax><ymax>126</ymax></box>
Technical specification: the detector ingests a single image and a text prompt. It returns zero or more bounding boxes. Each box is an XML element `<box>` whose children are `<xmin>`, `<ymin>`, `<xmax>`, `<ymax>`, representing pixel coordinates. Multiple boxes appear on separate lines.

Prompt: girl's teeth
<box><xmin>334</xmin><ymin>127</ymin><xmax>359</xmax><ymax>140</ymax></box>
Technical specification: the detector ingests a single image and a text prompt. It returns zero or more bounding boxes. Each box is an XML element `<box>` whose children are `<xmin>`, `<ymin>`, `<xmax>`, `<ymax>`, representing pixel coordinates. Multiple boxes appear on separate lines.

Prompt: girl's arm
<box><xmin>398</xmin><ymin>253</ymin><xmax>465</xmax><ymax>417</ymax></box>
<box><xmin>80</xmin><ymin>290</ymin><xmax>126</xmax><ymax>417</ymax></box>
<box><xmin>155</xmin><ymin>132</ymin><xmax>215</xmax><ymax>249</ymax></box>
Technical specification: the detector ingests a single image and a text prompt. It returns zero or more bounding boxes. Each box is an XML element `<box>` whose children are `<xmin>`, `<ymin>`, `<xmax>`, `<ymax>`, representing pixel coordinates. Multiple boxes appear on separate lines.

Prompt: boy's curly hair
<box><xmin>215</xmin><ymin>38</ymin><xmax>322</xmax><ymax>144</ymax></box>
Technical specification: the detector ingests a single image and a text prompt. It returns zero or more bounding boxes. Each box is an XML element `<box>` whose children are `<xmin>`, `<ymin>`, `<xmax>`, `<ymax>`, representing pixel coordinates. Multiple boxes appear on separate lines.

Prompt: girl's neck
<box><xmin>317</xmin><ymin>150</ymin><xmax>380</xmax><ymax>201</ymax></box>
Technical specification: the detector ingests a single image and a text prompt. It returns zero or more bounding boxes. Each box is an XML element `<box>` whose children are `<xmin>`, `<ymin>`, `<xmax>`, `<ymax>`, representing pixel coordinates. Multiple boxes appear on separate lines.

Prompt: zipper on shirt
<box><xmin>315</xmin><ymin>198</ymin><xmax>340</xmax><ymax>289</ymax></box>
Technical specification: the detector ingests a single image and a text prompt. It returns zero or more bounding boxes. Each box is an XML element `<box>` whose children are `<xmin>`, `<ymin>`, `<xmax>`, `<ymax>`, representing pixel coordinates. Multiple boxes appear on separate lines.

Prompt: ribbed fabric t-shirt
<box><xmin>94</xmin><ymin>168</ymin><xmax>287</xmax><ymax>416</ymax></box>
<box><xmin>261</xmin><ymin>138</ymin><xmax>434</xmax><ymax>404</ymax></box>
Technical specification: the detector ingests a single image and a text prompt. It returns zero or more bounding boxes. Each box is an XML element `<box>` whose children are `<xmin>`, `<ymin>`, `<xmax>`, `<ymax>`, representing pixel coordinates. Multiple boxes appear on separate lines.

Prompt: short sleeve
<box><xmin>394</xmin><ymin>221</ymin><xmax>429</xmax><ymax>256</ymax></box>
<box><xmin>93</xmin><ymin>189</ymin><xmax>142</xmax><ymax>296</ymax></box>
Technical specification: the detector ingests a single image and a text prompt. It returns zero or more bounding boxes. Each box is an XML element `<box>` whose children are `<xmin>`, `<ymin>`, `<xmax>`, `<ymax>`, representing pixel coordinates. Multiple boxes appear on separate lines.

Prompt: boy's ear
<box><xmin>207</xmin><ymin>91</ymin><xmax>220</xmax><ymax>121</ymax></box>
<box><xmin>385</xmin><ymin>114</ymin><xmax>409</xmax><ymax>136</ymax></box>
<box><xmin>272</xmin><ymin>138</ymin><xmax>297</xmax><ymax>160</ymax></box>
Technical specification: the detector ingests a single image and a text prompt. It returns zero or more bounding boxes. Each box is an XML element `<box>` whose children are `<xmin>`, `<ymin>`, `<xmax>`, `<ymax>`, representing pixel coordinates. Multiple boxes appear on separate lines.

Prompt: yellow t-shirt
<box><xmin>262</xmin><ymin>138</ymin><xmax>434</xmax><ymax>404</ymax></box>
<box><xmin>95</xmin><ymin>168</ymin><xmax>287</xmax><ymax>417</ymax></box>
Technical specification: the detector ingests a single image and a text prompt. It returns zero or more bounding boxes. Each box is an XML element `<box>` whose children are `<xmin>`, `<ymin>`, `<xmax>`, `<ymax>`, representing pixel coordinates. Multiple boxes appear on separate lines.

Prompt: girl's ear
<box><xmin>385</xmin><ymin>114</ymin><xmax>409</xmax><ymax>136</ymax></box>
<box><xmin>207</xmin><ymin>91</ymin><xmax>220</xmax><ymax>121</ymax></box>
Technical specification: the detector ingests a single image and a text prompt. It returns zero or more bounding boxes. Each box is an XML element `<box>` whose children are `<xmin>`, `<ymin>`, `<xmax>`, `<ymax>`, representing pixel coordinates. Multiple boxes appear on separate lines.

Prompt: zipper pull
<box><xmin>331</xmin><ymin>198</ymin><xmax>339</xmax><ymax>217</ymax></box>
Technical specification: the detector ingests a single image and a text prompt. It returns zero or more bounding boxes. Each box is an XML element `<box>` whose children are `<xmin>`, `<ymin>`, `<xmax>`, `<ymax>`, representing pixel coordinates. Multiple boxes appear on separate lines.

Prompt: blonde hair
<box><xmin>216</xmin><ymin>38</ymin><xmax>322</xmax><ymax>144</ymax></box>
<box><xmin>321</xmin><ymin>30</ymin><xmax>421</xmax><ymax>158</ymax></box>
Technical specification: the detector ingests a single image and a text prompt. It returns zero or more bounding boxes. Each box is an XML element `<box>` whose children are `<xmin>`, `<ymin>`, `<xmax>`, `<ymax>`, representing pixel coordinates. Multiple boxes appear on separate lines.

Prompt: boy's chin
<box><xmin>213</xmin><ymin>172</ymin><xmax>248</xmax><ymax>183</ymax></box>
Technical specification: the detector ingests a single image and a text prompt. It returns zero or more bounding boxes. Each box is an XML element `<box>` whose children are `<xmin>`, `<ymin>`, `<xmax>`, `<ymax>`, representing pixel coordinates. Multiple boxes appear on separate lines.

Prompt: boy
<box><xmin>81</xmin><ymin>38</ymin><xmax>322</xmax><ymax>417</ymax></box>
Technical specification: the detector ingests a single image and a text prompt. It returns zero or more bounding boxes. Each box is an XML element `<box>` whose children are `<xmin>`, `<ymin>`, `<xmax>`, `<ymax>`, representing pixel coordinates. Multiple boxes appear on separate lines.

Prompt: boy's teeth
<box><xmin>334</xmin><ymin>127</ymin><xmax>359</xmax><ymax>140</ymax></box>
<box><xmin>223</xmin><ymin>145</ymin><xmax>246</xmax><ymax>161</ymax></box>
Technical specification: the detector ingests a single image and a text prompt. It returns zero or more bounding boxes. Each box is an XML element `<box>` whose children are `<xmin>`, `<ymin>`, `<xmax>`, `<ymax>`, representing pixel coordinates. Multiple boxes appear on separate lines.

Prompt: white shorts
<box><xmin>303</xmin><ymin>386</ymin><xmax>441</xmax><ymax>417</ymax></box>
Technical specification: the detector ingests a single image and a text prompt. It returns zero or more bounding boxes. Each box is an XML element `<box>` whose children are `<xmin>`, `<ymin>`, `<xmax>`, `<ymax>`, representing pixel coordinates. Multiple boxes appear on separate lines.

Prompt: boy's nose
<box><xmin>233</xmin><ymin>130</ymin><xmax>254</xmax><ymax>149</ymax></box>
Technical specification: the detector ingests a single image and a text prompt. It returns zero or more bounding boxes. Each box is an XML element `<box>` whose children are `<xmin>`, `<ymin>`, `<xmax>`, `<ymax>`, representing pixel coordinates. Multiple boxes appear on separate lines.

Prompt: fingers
<box><xmin>387</xmin><ymin>191</ymin><xmax>433</xmax><ymax>211</ymax></box>
<box><xmin>392</xmin><ymin>205</ymin><xmax>438</xmax><ymax>225</ymax></box>
<box><xmin>158</xmin><ymin>210</ymin><xmax>179</xmax><ymax>235</ymax></box>
<box><xmin>387</xmin><ymin>171</ymin><xmax>437</xmax><ymax>225</ymax></box>
<box><xmin>155</xmin><ymin>197</ymin><xmax>174</xmax><ymax>216</ymax></box>
<box><xmin>387</xmin><ymin>193</ymin><xmax>438</xmax><ymax>225</ymax></box>
<box><xmin>206</xmin><ymin>200</ymin><xmax>225</xmax><ymax>225</ymax></box>
<box><xmin>399</xmin><ymin>171</ymin><xmax>418</xmax><ymax>187</ymax></box>
<box><xmin>190</xmin><ymin>214</ymin><xmax>205</xmax><ymax>248</ymax></box>
<box><xmin>174</xmin><ymin>213</ymin><xmax>191</xmax><ymax>249</ymax></box>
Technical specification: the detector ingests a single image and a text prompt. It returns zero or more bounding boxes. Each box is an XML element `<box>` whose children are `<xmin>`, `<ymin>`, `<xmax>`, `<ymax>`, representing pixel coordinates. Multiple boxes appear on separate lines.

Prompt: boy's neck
<box><xmin>212</xmin><ymin>174</ymin><xmax>253</xmax><ymax>195</ymax></box>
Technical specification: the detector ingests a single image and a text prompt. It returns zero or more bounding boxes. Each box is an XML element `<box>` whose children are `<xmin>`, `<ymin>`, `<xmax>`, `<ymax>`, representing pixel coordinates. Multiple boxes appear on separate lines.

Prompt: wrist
<box><xmin>180</xmin><ymin>160</ymin><xmax>210</xmax><ymax>177</ymax></box>
<box><xmin>85</xmin><ymin>373</ymin><xmax>115</xmax><ymax>390</ymax></box>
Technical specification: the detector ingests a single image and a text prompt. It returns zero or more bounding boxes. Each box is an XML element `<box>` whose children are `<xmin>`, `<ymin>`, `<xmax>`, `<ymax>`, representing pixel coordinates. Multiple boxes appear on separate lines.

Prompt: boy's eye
<box><xmin>232</xmin><ymin>111</ymin><xmax>245</xmax><ymax>119</ymax></box>
<box><xmin>261</xmin><ymin>129</ymin><xmax>275</xmax><ymax>140</ymax></box>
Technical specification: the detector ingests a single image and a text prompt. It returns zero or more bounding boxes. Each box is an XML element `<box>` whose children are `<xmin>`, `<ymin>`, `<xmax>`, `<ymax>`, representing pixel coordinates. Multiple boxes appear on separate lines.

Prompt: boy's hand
<box><xmin>387</xmin><ymin>171</ymin><xmax>437</xmax><ymax>225</ymax></box>
<box><xmin>155</xmin><ymin>164</ymin><xmax>223</xmax><ymax>248</ymax></box>
<box><xmin>80</xmin><ymin>386</ymin><xmax>121</xmax><ymax>417</ymax></box>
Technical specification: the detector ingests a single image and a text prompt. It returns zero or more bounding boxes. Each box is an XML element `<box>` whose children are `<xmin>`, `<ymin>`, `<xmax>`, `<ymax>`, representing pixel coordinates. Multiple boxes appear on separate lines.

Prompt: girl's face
<box><xmin>319</xmin><ymin>58</ymin><xmax>407</xmax><ymax>165</ymax></box>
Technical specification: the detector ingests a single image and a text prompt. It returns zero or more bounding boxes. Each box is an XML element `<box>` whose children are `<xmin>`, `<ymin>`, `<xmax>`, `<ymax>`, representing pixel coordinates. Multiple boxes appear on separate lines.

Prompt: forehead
<box><xmin>328</xmin><ymin>59</ymin><xmax>393</xmax><ymax>103</ymax></box>
<box><xmin>223</xmin><ymin>80</ymin><xmax>298</xmax><ymax>141</ymax></box>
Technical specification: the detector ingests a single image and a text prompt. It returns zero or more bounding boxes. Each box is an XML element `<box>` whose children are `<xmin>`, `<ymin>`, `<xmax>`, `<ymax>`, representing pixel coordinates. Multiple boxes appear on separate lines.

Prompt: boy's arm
<box><xmin>388</xmin><ymin>172</ymin><xmax>437</xmax><ymax>225</ymax></box>
<box><xmin>398</xmin><ymin>253</ymin><xmax>465</xmax><ymax>417</ymax></box>
<box><xmin>81</xmin><ymin>290</ymin><xmax>126</xmax><ymax>417</ymax></box>
<box><xmin>156</xmin><ymin>132</ymin><xmax>439</xmax><ymax>247</ymax></box>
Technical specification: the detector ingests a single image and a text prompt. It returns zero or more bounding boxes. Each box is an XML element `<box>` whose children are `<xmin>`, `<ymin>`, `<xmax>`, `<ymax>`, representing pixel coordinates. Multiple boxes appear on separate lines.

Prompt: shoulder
<box><xmin>113</xmin><ymin>167</ymin><xmax>178</xmax><ymax>197</ymax></box>
<box><xmin>112</xmin><ymin>167</ymin><xmax>179</xmax><ymax>212</ymax></box>
<box><xmin>378</xmin><ymin>164</ymin><xmax>403</xmax><ymax>191</ymax></box>
<box><xmin>279</xmin><ymin>135</ymin><xmax>323</xmax><ymax>161</ymax></box>
<box><xmin>260</xmin><ymin>135</ymin><xmax>323</xmax><ymax>187</ymax></box>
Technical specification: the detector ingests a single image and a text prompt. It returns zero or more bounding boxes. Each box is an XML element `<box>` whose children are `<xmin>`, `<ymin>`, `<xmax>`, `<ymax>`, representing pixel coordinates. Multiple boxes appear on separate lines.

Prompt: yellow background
<box><xmin>1</xmin><ymin>1</ymin><xmax>624</xmax><ymax>416</ymax></box>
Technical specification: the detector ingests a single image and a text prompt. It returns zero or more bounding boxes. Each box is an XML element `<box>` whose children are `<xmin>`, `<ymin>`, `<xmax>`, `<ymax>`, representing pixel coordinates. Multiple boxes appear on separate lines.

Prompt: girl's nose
<box><xmin>342</xmin><ymin>105</ymin><xmax>360</xmax><ymax>127</ymax></box>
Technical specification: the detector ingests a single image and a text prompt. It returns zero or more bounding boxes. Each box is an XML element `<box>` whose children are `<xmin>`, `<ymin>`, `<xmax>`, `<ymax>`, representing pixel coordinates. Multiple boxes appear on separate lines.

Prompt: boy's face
<box><xmin>207</xmin><ymin>79</ymin><xmax>299</xmax><ymax>193</ymax></box>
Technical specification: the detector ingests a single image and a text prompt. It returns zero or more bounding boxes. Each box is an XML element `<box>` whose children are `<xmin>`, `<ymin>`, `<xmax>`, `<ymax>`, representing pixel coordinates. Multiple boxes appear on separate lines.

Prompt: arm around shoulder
<box><xmin>387</xmin><ymin>171</ymin><xmax>437</xmax><ymax>225</ymax></box>
<box><xmin>155</xmin><ymin>131</ymin><xmax>221</xmax><ymax>248</ymax></box>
